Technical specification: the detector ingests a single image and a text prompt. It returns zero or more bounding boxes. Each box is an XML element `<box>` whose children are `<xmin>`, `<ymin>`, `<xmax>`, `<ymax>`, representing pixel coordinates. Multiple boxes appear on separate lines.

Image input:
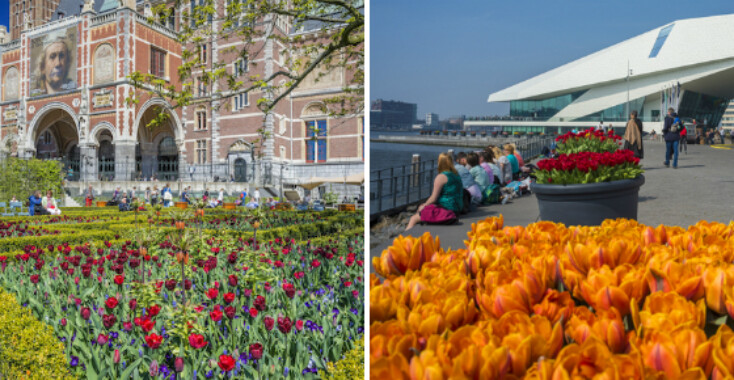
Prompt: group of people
<box><xmin>406</xmin><ymin>144</ymin><xmax>531</xmax><ymax>230</ymax></box>
<box><xmin>28</xmin><ymin>190</ymin><xmax>61</xmax><ymax>216</ymax></box>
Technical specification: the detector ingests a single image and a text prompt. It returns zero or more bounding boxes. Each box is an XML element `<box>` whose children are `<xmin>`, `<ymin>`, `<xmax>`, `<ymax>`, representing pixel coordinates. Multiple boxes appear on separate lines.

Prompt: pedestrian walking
<box><xmin>623</xmin><ymin>110</ymin><xmax>644</xmax><ymax>158</ymax></box>
<box><xmin>679</xmin><ymin>120</ymin><xmax>688</xmax><ymax>154</ymax></box>
<box><xmin>663</xmin><ymin>108</ymin><xmax>680</xmax><ymax>168</ymax></box>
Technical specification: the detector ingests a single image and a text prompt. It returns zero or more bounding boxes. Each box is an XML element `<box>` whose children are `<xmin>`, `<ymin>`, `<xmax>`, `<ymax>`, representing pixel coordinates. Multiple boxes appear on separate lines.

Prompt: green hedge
<box><xmin>0</xmin><ymin>288</ymin><xmax>76</xmax><ymax>379</ymax></box>
<box><xmin>319</xmin><ymin>339</ymin><xmax>364</xmax><ymax>380</ymax></box>
<box><xmin>0</xmin><ymin>231</ymin><xmax>116</xmax><ymax>253</ymax></box>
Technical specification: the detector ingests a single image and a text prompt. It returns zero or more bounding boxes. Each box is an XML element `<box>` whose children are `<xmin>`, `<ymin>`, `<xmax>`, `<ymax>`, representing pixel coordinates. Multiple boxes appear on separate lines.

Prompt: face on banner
<box><xmin>30</xmin><ymin>26</ymin><xmax>78</xmax><ymax>97</ymax></box>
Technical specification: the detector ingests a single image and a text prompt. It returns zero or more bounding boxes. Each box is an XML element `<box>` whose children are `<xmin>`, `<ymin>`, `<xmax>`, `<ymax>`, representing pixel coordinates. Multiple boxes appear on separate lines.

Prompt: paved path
<box><xmin>371</xmin><ymin>140</ymin><xmax>734</xmax><ymax>261</ymax></box>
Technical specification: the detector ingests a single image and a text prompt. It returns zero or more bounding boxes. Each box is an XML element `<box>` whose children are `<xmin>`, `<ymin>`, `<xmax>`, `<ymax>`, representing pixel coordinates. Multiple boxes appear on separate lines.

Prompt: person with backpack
<box><xmin>663</xmin><ymin>108</ymin><xmax>680</xmax><ymax>168</ymax></box>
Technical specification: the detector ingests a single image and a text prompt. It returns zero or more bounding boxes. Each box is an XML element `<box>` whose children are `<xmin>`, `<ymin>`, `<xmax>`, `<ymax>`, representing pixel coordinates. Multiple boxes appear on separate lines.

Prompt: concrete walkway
<box><xmin>371</xmin><ymin>140</ymin><xmax>734</xmax><ymax>259</ymax></box>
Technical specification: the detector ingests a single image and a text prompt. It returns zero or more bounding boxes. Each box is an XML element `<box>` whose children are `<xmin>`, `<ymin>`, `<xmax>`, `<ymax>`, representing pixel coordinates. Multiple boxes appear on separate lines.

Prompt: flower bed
<box><xmin>371</xmin><ymin>216</ymin><xmax>734</xmax><ymax>379</ymax></box>
<box><xmin>0</xmin><ymin>207</ymin><xmax>365</xmax><ymax>379</ymax></box>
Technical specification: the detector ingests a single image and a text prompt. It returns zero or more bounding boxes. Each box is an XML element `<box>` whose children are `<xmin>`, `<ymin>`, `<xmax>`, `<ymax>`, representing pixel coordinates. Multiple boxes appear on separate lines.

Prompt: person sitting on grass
<box><xmin>406</xmin><ymin>152</ymin><xmax>463</xmax><ymax>230</ymax></box>
<box><xmin>118</xmin><ymin>196</ymin><xmax>130</xmax><ymax>212</ymax></box>
<box><xmin>28</xmin><ymin>190</ymin><xmax>48</xmax><ymax>216</ymax></box>
<box><xmin>42</xmin><ymin>189</ymin><xmax>61</xmax><ymax>215</ymax></box>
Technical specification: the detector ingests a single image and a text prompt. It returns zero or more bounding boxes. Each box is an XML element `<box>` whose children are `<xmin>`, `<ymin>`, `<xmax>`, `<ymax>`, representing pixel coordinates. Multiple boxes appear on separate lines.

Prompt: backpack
<box><xmin>483</xmin><ymin>184</ymin><xmax>501</xmax><ymax>204</ymax></box>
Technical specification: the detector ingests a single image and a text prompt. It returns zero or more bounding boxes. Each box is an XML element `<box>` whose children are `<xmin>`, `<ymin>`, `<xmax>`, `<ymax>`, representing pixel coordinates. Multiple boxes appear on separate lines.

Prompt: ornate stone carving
<box><xmin>4</xmin><ymin>67</ymin><xmax>19</xmax><ymax>101</ymax></box>
<box><xmin>93</xmin><ymin>44</ymin><xmax>115</xmax><ymax>84</ymax></box>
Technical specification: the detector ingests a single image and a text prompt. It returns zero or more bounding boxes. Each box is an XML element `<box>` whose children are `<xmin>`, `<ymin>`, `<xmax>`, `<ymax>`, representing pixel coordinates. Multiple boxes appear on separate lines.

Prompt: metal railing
<box><xmin>370</xmin><ymin>159</ymin><xmax>437</xmax><ymax>217</ymax></box>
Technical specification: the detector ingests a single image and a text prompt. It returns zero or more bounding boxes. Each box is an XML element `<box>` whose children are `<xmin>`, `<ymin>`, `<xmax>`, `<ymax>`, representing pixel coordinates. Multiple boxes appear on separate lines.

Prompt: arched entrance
<box><xmin>96</xmin><ymin>129</ymin><xmax>115</xmax><ymax>181</ymax></box>
<box><xmin>234</xmin><ymin>158</ymin><xmax>247</xmax><ymax>182</ymax></box>
<box><xmin>32</xmin><ymin>108</ymin><xmax>79</xmax><ymax>180</ymax></box>
<box><xmin>157</xmin><ymin>136</ymin><xmax>179</xmax><ymax>180</ymax></box>
<box><xmin>136</xmin><ymin>105</ymin><xmax>180</xmax><ymax>180</ymax></box>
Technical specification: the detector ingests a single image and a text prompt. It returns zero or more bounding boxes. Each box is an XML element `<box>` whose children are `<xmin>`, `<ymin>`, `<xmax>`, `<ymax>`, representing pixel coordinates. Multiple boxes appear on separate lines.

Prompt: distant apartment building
<box><xmin>425</xmin><ymin>113</ymin><xmax>439</xmax><ymax>127</ymax></box>
<box><xmin>370</xmin><ymin>99</ymin><xmax>417</xmax><ymax>130</ymax></box>
<box><xmin>722</xmin><ymin>100</ymin><xmax>734</xmax><ymax>131</ymax></box>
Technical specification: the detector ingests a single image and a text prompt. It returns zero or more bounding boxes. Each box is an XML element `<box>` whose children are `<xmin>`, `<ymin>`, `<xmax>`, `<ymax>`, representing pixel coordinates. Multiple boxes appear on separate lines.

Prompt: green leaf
<box><xmin>120</xmin><ymin>358</ymin><xmax>143</xmax><ymax>380</ymax></box>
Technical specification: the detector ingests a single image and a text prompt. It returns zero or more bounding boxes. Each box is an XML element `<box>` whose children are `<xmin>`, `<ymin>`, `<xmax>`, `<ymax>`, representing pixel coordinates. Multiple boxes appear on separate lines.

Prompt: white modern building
<box><xmin>476</xmin><ymin>13</ymin><xmax>734</xmax><ymax>133</ymax></box>
<box><xmin>425</xmin><ymin>113</ymin><xmax>439</xmax><ymax>127</ymax></box>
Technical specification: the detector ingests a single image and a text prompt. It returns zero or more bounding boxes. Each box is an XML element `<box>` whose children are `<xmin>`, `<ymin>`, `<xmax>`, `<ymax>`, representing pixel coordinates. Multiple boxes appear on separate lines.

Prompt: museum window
<box><xmin>196</xmin><ymin>140</ymin><xmax>207</xmax><ymax>164</ymax></box>
<box><xmin>150</xmin><ymin>47</ymin><xmax>166</xmax><ymax>78</ymax></box>
<box><xmin>306</xmin><ymin>120</ymin><xmax>327</xmax><ymax>163</ymax></box>
<box><xmin>234</xmin><ymin>58</ymin><xmax>248</xmax><ymax>76</ymax></box>
<box><xmin>200</xmin><ymin>44</ymin><xmax>207</xmax><ymax>64</ymax></box>
<box><xmin>233</xmin><ymin>92</ymin><xmax>248</xmax><ymax>111</ymax></box>
<box><xmin>196</xmin><ymin>106</ymin><xmax>207</xmax><ymax>130</ymax></box>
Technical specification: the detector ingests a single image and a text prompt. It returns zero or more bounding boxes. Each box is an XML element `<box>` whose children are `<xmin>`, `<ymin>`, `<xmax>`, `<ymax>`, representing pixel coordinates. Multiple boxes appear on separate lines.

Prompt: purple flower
<box><xmin>70</xmin><ymin>356</ymin><xmax>79</xmax><ymax>367</ymax></box>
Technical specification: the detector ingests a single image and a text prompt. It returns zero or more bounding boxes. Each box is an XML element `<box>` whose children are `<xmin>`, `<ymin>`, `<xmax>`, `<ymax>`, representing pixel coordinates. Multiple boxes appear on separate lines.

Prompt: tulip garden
<box><xmin>371</xmin><ymin>216</ymin><xmax>734</xmax><ymax>379</ymax></box>
<box><xmin>0</xmin><ymin>206</ymin><xmax>365</xmax><ymax>379</ymax></box>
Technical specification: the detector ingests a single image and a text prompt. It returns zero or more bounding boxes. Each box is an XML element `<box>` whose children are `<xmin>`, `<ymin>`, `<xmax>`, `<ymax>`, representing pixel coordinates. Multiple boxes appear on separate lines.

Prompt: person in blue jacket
<box><xmin>28</xmin><ymin>190</ymin><xmax>43</xmax><ymax>216</ymax></box>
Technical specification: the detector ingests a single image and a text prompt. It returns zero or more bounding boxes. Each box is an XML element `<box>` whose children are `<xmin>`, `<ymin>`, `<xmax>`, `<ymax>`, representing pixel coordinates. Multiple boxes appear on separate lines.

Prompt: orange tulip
<box><xmin>703</xmin><ymin>267</ymin><xmax>734</xmax><ymax>315</ymax></box>
<box><xmin>580</xmin><ymin>264</ymin><xmax>646</xmax><ymax>316</ymax></box>
<box><xmin>370</xmin><ymin>321</ymin><xmax>417</xmax><ymax>362</ymax></box>
<box><xmin>632</xmin><ymin>328</ymin><xmax>713</xmax><ymax>379</ymax></box>
<box><xmin>630</xmin><ymin>292</ymin><xmax>706</xmax><ymax>333</ymax></box>
<box><xmin>370</xmin><ymin>284</ymin><xmax>400</xmax><ymax>322</ymax></box>
<box><xmin>532</xmin><ymin>289</ymin><xmax>574</xmax><ymax>325</ymax></box>
<box><xmin>370</xmin><ymin>354</ymin><xmax>410</xmax><ymax>380</ymax></box>
<box><xmin>645</xmin><ymin>261</ymin><xmax>705</xmax><ymax>301</ymax></box>
<box><xmin>710</xmin><ymin>325</ymin><xmax>734</xmax><ymax>380</ymax></box>
<box><xmin>565</xmin><ymin>307</ymin><xmax>628</xmax><ymax>354</ymax></box>
<box><xmin>373</xmin><ymin>233</ymin><xmax>442</xmax><ymax>278</ymax></box>
<box><xmin>527</xmin><ymin>338</ymin><xmax>644</xmax><ymax>380</ymax></box>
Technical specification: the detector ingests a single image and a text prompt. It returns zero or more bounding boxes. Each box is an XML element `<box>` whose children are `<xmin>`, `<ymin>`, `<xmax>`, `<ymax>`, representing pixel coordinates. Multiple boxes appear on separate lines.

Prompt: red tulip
<box><xmin>129</xmin><ymin>298</ymin><xmax>137</xmax><ymax>310</ymax></box>
<box><xmin>282</xmin><ymin>283</ymin><xmax>295</xmax><ymax>298</ymax></box>
<box><xmin>103</xmin><ymin>314</ymin><xmax>117</xmax><ymax>328</ymax></box>
<box><xmin>97</xmin><ymin>333</ymin><xmax>108</xmax><ymax>345</ymax></box>
<box><xmin>210</xmin><ymin>309</ymin><xmax>223</xmax><ymax>322</ymax></box>
<box><xmin>224</xmin><ymin>306</ymin><xmax>236</xmax><ymax>319</ymax></box>
<box><xmin>30</xmin><ymin>274</ymin><xmax>39</xmax><ymax>284</ymax></box>
<box><xmin>114</xmin><ymin>275</ymin><xmax>124</xmax><ymax>286</ymax></box>
<box><xmin>207</xmin><ymin>288</ymin><xmax>219</xmax><ymax>300</ymax></box>
<box><xmin>114</xmin><ymin>349</ymin><xmax>120</xmax><ymax>364</ymax></box>
<box><xmin>140</xmin><ymin>319</ymin><xmax>155</xmax><ymax>332</ymax></box>
<box><xmin>254</xmin><ymin>295</ymin><xmax>266</xmax><ymax>311</ymax></box>
<box><xmin>296</xmin><ymin>320</ymin><xmax>304</xmax><ymax>331</ymax></box>
<box><xmin>147</xmin><ymin>304</ymin><xmax>161</xmax><ymax>317</ymax></box>
<box><xmin>249</xmin><ymin>307</ymin><xmax>258</xmax><ymax>318</ymax></box>
<box><xmin>174</xmin><ymin>357</ymin><xmax>184</xmax><ymax>373</ymax></box>
<box><xmin>188</xmin><ymin>334</ymin><xmax>208</xmax><ymax>349</ymax></box>
<box><xmin>228</xmin><ymin>274</ymin><xmax>238</xmax><ymax>287</ymax></box>
<box><xmin>81</xmin><ymin>307</ymin><xmax>91</xmax><ymax>320</ymax></box>
<box><xmin>264</xmin><ymin>316</ymin><xmax>274</xmax><ymax>331</ymax></box>
<box><xmin>218</xmin><ymin>355</ymin><xmax>236</xmax><ymax>372</ymax></box>
<box><xmin>145</xmin><ymin>333</ymin><xmax>163</xmax><ymax>349</ymax></box>
<box><xmin>105</xmin><ymin>297</ymin><xmax>119</xmax><ymax>310</ymax></box>
<box><xmin>249</xmin><ymin>343</ymin><xmax>264</xmax><ymax>360</ymax></box>
<box><xmin>278</xmin><ymin>316</ymin><xmax>292</xmax><ymax>334</ymax></box>
<box><xmin>223</xmin><ymin>292</ymin><xmax>235</xmax><ymax>304</ymax></box>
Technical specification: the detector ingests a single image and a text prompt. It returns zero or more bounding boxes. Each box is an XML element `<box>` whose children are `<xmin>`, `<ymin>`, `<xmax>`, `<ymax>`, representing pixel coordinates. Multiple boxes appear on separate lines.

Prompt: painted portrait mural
<box><xmin>30</xmin><ymin>26</ymin><xmax>78</xmax><ymax>97</ymax></box>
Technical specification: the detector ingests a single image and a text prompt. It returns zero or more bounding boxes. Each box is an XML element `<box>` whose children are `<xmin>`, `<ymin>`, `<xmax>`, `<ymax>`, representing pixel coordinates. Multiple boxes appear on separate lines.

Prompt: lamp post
<box><xmin>626</xmin><ymin>61</ymin><xmax>633</xmax><ymax>118</ymax></box>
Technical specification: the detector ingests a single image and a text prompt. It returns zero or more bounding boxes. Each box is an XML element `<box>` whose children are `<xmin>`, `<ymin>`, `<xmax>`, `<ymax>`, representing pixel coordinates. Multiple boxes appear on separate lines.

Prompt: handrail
<box><xmin>133</xmin><ymin>13</ymin><xmax>177</xmax><ymax>39</ymax></box>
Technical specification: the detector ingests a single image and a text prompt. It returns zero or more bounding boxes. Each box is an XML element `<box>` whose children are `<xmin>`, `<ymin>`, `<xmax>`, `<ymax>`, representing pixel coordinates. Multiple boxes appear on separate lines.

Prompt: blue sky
<box><xmin>371</xmin><ymin>0</ymin><xmax>733</xmax><ymax>119</ymax></box>
<box><xmin>0</xmin><ymin>0</ymin><xmax>7</xmax><ymax>27</ymax></box>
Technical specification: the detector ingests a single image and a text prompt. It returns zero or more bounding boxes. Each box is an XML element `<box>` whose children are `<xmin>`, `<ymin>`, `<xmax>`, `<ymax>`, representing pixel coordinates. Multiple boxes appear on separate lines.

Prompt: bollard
<box><xmin>411</xmin><ymin>154</ymin><xmax>421</xmax><ymax>187</ymax></box>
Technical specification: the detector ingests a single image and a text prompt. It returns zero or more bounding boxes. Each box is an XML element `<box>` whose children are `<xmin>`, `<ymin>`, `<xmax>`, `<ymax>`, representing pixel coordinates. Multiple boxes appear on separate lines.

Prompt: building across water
<box><xmin>0</xmin><ymin>0</ymin><xmax>364</xmax><ymax>199</ymax></box>
<box><xmin>478</xmin><ymin>13</ymin><xmax>734</xmax><ymax>134</ymax></box>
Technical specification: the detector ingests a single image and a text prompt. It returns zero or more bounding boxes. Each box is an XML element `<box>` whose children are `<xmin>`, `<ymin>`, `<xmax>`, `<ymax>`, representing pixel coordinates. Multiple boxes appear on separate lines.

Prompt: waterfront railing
<box><xmin>369</xmin><ymin>136</ymin><xmax>555</xmax><ymax>219</ymax></box>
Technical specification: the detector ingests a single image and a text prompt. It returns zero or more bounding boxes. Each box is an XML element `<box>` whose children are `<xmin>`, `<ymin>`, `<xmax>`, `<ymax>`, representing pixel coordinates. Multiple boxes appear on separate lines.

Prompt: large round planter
<box><xmin>530</xmin><ymin>175</ymin><xmax>645</xmax><ymax>226</ymax></box>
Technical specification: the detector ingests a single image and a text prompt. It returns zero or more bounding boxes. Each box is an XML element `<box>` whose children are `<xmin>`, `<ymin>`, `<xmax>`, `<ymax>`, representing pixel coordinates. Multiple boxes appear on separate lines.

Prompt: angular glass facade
<box><xmin>574</xmin><ymin>96</ymin><xmax>646</xmax><ymax>122</ymax></box>
<box><xmin>509</xmin><ymin>90</ymin><xmax>586</xmax><ymax>120</ymax></box>
<box><xmin>677</xmin><ymin>91</ymin><xmax>729</xmax><ymax>128</ymax></box>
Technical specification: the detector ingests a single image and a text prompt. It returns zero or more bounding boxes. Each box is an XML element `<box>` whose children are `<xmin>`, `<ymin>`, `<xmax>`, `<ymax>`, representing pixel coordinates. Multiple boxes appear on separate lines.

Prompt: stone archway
<box><xmin>29</xmin><ymin>106</ymin><xmax>79</xmax><ymax>180</ymax></box>
<box><xmin>137</xmin><ymin>105</ymin><xmax>180</xmax><ymax>180</ymax></box>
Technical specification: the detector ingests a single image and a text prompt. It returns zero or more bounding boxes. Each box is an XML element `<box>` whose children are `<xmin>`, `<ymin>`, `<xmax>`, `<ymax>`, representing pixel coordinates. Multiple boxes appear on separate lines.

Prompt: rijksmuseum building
<box><xmin>0</xmin><ymin>0</ymin><xmax>364</xmax><ymax>197</ymax></box>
